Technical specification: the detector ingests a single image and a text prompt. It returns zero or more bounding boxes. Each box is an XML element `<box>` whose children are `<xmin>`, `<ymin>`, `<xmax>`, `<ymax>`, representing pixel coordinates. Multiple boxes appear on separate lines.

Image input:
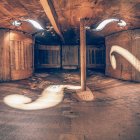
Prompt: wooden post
<box><xmin>80</xmin><ymin>19</ymin><xmax>86</xmax><ymax>91</ymax></box>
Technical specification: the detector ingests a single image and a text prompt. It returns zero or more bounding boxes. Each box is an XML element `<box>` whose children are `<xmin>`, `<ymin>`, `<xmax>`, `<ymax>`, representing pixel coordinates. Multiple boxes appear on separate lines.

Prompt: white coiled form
<box><xmin>110</xmin><ymin>45</ymin><xmax>140</xmax><ymax>72</ymax></box>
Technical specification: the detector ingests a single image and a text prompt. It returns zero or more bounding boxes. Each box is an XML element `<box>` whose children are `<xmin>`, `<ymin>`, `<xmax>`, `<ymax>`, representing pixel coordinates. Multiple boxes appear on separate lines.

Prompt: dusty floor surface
<box><xmin>0</xmin><ymin>70</ymin><xmax>140</xmax><ymax>140</ymax></box>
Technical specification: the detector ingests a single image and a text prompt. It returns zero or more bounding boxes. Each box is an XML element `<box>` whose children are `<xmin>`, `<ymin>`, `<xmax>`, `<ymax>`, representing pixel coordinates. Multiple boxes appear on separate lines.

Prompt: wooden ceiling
<box><xmin>0</xmin><ymin>0</ymin><xmax>49</xmax><ymax>33</ymax></box>
<box><xmin>52</xmin><ymin>0</ymin><xmax>140</xmax><ymax>35</ymax></box>
<box><xmin>0</xmin><ymin>0</ymin><xmax>139</xmax><ymax>43</ymax></box>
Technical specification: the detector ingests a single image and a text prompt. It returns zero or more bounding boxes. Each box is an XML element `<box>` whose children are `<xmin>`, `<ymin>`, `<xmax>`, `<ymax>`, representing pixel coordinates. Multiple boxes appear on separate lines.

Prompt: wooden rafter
<box><xmin>40</xmin><ymin>0</ymin><xmax>64</xmax><ymax>42</ymax></box>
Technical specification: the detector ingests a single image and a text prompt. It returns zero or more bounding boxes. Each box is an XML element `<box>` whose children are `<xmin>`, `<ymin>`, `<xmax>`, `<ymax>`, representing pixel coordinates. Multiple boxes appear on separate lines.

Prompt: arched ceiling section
<box><xmin>0</xmin><ymin>0</ymin><xmax>139</xmax><ymax>44</ymax></box>
<box><xmin>0</xmin><ymin>0</ymin><xmax>49</xmax><ymax>34</ymax></box>
<box><xmin>52</xmin><ymin>0</ymin><xmax>140</xmax><ymax>37</ymax></box>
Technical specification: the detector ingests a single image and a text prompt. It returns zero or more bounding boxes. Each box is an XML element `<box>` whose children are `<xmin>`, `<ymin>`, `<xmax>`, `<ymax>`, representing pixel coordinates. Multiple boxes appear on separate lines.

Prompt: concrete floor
<box><xmin>0</xmin><ymin>70</ymin><xmax>140</xmax><ymax>140</ymax></box>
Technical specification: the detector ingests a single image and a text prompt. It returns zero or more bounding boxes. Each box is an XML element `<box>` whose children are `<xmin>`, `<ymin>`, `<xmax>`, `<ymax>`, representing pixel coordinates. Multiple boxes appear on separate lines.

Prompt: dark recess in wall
<box><xmin>34</xmin><ymin>28</ymin><xmax>105</xmax><ymax>46</ymax></box>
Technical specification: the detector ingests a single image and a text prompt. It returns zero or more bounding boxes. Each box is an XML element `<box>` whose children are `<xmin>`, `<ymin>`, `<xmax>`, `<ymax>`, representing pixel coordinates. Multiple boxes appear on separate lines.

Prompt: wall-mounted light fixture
<box><xmin>11</xmin><ymin>19</ymin><xmax>44</xmax><ymax>30</ymax></box>
<box><xmin>85</xmin><ymin>18</ymin><xmax>126</xmax><ymax>31</ymax></box>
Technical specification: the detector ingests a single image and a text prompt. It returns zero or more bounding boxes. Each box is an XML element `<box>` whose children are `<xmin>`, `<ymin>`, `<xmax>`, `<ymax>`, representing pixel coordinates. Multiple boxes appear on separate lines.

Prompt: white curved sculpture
<box><xmin>24</xmin><ymin>19</ymin><xmax>44</xmax><ymax>30</ymax></box>
<box><xmin>93</xmin><ymin>18</ymin><xmax>126</xmax><ymax>31</ymax></box>
<box><xmin>4</xmin><ymin>85</ymin><xmax>81</xmax><ymax>110</ymax></box>
<box><xmin>11</xmin><ymin>19</ymin><xmax>44</xmax><ymax>30</ymax></box>
<box><xmin>110</xmin><ymin>45</ymin><xmax>140</xmax><ymax>72</ymax></box>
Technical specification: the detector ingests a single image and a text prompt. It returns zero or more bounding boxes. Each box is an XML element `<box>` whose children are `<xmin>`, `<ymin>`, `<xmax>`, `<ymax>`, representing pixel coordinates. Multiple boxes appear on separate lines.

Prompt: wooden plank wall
<box><xmin>106</xmin><ymin>31</ymin><xmax>132</xmax><ymax>80</ymax></box>
<box><xmin>0</xmin><ymin>29</ymin><xmax>33</xmax><ymax>81</ymax></box>
<box><xmin>35</xmin><ymin>44</ymin><xmax>61</xmax><ymax>68</ymax></box>
<box><xmin>87</xmin><ymin>45</ymin><xmax>105</xmax><ymax>69</ymax></box>
<box><xmin>132</xmin><ymin>29</ymin><xmax>140</xmax><ymax>81</ymax></box>
<box><xmin>105</xmin><ymin>29</ymin><xmax>140</xmax><ymax>82</ymax></box>
<box><xmin>0</xmin><ymin>29</ymin><xmax>11</xmax><ymax>81</ymax></box>
<box><xmin>62</xmin><ymin>46</ymin><xmax>79</xmax><ymax>69</ymax></box>
<box><xmin>10</xmin><ymin>31</ymin><xmax>33</xmax><ymax>80</ymax></box>
<box><xmin>35</xmin><ymin>44</ymin><xmax>105</xmax><ymax>69</ymax></box>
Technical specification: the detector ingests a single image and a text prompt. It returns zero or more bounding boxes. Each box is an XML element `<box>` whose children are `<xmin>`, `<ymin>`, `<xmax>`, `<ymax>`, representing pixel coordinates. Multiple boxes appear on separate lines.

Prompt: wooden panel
<box><xmin>10</xmin><ymin>31</ymin><xmax>33</xmax><ymax>80</ymax></box>
<box><xmin>105</xmin><ymin>29</ymin><xmax>140</xmax><ymax>82</ymax></box>
<box><xmin>106</xmin><ymin>30</ymin><xmax>132</xmax><ymax>80</ymax></box>
<box><xmin>10</xmin><ymin>31</ymin><xmax>33</xmax><ymax>43</ymax></box>
<box><xmin>0</xmin><ymin>0</ymin><xmax>48</xmax><ymax>34</ymax></box>
<box><xmin>35</xmin><ymin>45</ymin><xmax>61</xmax><ymax>68</ymax></box>
<box><xmin>0</xmin><ymin>29</ymin><xmax>11</xmax><ymax>81</ymax></box>
<box><xmin>87</xmin><ymin>46</ymin><xmax>105</xmax><ymax>69</ymax></box>
<box><xmin>62</xmin><ymin>46</ymin><xmax>79</xmax><ymax>69</ymax></box>
<box><xmin>0</xmin><ymin>0</ymin><xmax>139</xmax><ymax>41</ymax></box>
<box><xmin>34</xmin><ymin>44</ymin><xmax>105</xmax><ymax>70</ymax></box>
<box><xmin>132</xmin><ymin>29</ymin><xmax>140</xmax><ymax>82</ymax></box>
<box><xmin>52</xmin><ymin>0</ymin><xmax>140</xmax><ymax>39</ymax></box>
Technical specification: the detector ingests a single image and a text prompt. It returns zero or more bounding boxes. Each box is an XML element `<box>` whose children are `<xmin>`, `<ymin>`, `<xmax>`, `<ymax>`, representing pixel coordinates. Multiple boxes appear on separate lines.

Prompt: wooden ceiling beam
<box><xmin>40</xmin><ymin>0</ymin><xmax>64</xmax><ymax>42</ymax></box>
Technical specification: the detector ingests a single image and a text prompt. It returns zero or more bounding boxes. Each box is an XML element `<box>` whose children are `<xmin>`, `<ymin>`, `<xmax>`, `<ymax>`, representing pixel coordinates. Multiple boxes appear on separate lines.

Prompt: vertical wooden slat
<box><xmin>0</xmin><ymin>30</ymin><xmax>33</xmax><ymax>81</ymax></box>
<box><xmin>10</xmin><ymin>31</ymin><xmax>33</xmax><ymax>80</ymax></box>
<box><xmin>21</xmin><ymin>42</ymin><xmax>24</xmax><ymax>70</ymax></box>
<box><xmin>62</xmin><ymin>45</ymin><xmax>79</xmax><ymax>69</ymax></box>
<box><xmin>28</xmin><ymin>44</ymin><xmax>32</xmax><ymax>70</ymax></box>
<box><xmin>10</xmin><ymin>41</ymin><xmax>14</xmax><ymax>70</ymax></box>
<box><xmin>25</xmin><ymin>43</ymin><xmax>27</xmax><ymax>69</ymax></box>
<box><xmin>19</xmin><ymin>41</ymin><xmax>22</xmax><ymax>70</ymax></box>
<box><xmin>15</xmin><ymin>41</ymin><xmax>19</xmax><ymax>70</ymax></box>
<box><xmin>132</xmin><ymin>30</ymin><xmax>140</xmax><ymax>81</ymax></box>
<box><xmin>0</xmin><ymin>29</ymin><xmax>10</xmax><ymax>81</ymax></box>
<box><xmin>34</xmin><ymin>45</ymin><xmax>61</xmax><ymax>68</ymax></box>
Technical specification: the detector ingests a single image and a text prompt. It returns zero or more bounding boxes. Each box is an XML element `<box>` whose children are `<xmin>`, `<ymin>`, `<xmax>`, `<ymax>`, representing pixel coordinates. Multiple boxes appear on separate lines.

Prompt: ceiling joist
<box><xmin>40</xmin><ymin>0</ymin><xmax>64</xmax><ymax>42</ymax></box>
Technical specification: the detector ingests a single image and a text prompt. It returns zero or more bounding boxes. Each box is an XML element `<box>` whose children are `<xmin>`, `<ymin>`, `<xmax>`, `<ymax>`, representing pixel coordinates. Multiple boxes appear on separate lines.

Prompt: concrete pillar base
<box><xmin>75</xmin><ymin>87</ymin><xmax>94</xmax><ymax>101</ymax></box>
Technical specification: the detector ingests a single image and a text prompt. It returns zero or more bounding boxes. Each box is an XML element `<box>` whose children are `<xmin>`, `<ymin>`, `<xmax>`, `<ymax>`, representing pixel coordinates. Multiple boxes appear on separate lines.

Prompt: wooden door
<box><xmin>62</xmin><ymin>46</ymin><xmax>79</xmax><ymax>69</ymax></box>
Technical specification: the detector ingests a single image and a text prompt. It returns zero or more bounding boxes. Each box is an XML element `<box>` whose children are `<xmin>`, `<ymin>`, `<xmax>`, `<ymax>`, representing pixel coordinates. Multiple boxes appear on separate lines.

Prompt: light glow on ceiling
<box><xmin>11</xmin><ymin>19</ymin><xmax>44</xmax><ymax>30</ymax></box>
<box><xmin>92</xmin><ymin>18</ymin><xmax>127</xmax><ymax>31</ymax></box>
<box><xmin>24</xmin><ymin>19</ymin><xmax>44</xmax><ymax>30</ymax></box>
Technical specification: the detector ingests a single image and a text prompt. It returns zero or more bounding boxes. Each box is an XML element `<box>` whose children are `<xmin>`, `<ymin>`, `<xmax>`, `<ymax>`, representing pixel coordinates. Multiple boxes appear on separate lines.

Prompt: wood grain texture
<box><xmin>52</xmin><ymin>0</ymin><xmax>140</xmax><ymax>37</ymax></box>
<box><xmin>62</xmin><ymin>45</ymin><xmax>79</xmax><ymax>69</ymax></box>
<box><xmin>0</xmin><ymin>0</ymin><xmax>139</xmax><ymax>40</ymax></box>
<box><xmin>0</xmin><ymin>29</ymin><xmax>33</xmax><ymax>81</ymax></box>
<box><xmin>0</xmin><ymin>29</ymin><xmax>11</xmax><ymax>81</ymax></box>
<box><xmin>105</xmin><ymin>29</ymin><xmax>140</xmax><ymax>82</ymax></box>
<box><xmin>10</xmin><ymin>31</ymin><xmax>33</xmax><ymax>80</ymax></box>
<box><xmin>0</xmin><ymin>0</ymin><xmax>48</xmax><ymax>34</ymax></box>
<box><xmin>87</xmin><ymin>45</ymin><xmax>105</xmax><ymax>69</ymax></box>
<box><xmin>35</xmin><ymin>44</ymin><xmax>105</xmax><ymax>69</ymax></box>
<box><xmin>35</xmin><ymin>44</ymin><xmax>61</xmax><ymax>68</ymax></box>
<box><xmin>80</xmin><ymin>19</ymin><xmax>86</xmax><ymax>91</ymax></box>
<box><xmin>40</xmin><ymin>0</ymin><xmax>64</xmax><ymax>41</ymax></box>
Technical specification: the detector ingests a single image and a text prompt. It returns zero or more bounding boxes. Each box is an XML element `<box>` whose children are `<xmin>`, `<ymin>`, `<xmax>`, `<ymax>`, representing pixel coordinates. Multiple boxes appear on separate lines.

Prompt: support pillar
<box><xmin>80</xmin><ymin>19</ymin><xmax>86</xmax><ymax>91</ymax></box>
